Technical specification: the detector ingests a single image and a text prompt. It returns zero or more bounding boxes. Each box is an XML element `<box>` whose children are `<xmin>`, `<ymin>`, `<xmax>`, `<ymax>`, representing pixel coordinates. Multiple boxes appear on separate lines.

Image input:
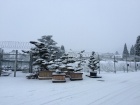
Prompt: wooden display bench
<box><xmin>52</xmin><ymin>72</ymin><xmax>66</xmax><ymax>83</ymax></box>
<box><xmin>38</xmin><ymin>71</ymin><xmax>54</xmax><ymax>80</ymax></box>
<box><xmin>69</xmin><ymin>72</ymin><xmax>83</xmax><ymax>80</ymax></box>
<box><xmin>65</xmin><ymin>68</ymin><xmax>75</xmax><ymax>78</ymax></box>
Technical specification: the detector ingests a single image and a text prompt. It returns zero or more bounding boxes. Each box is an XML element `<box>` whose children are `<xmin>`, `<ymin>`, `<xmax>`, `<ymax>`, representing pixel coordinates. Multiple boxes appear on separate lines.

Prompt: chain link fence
<box><xmin>0</xmin><ymin>41</ymin><xmax>34</xmax><ymax>76</ymax></box>
<box><xmin>98</xmin><ymin>54</ymin><xmax>140</xmax><ymax>73</ymax></box>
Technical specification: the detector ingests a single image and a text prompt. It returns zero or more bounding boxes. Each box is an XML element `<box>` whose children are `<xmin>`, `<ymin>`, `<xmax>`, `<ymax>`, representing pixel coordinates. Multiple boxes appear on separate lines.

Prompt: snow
<box><xmin>0</xmin><ymin>70</ymin><xmax>140</xmax><ymax>105</ymax></box>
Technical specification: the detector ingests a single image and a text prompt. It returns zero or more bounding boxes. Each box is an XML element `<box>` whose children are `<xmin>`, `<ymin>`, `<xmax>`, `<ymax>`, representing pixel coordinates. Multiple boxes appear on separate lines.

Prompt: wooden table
<box><xmin>52</xmin><ymin>72</ymin><xmax>66</xmax><ymax>83</ymax></box>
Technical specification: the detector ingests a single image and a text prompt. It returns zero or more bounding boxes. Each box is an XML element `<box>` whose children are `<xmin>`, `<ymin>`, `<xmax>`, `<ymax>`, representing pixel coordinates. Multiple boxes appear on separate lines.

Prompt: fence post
<box><xmin>114</xmin><ymin>56</ymin><xmax>116</xmax><ymax>73</ymax></box>
<box><xmin>29</xmin><ymin>52</ymin><xmax>33</xmax><ymax>73</ymax></box>
<box><xmin>134</xmin><ymin>55</ymin><xmax>137</xmax><ymax>71</ymax></box>
<box><xmin>0</xmin><ymin>49</ymin><xmax>3</xmax><ymax>76</ymax></box>
<box><xmin>14</xmin><ymin>50</ymin><xmax>18</xmax><ymax>77</ymax></box>
<box><xmin>98</xmin><ymin>54</ymin><xmax>100</xmax><ymax>74</ymax></box>
<box><xmin>126</xmin><ymin>56</ymin><xmax>129</xmax><ymax>73</ymax></box>
<box><xmin>0</xmin><ymin>51</ymin><xmax>2</xmax><ymax>76</ymax></box>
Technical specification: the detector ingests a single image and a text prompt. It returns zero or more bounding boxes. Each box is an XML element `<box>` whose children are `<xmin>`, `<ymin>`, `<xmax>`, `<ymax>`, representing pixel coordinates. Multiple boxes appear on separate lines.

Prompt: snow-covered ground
<box><xmin>0</xmin><ymin>70</ymin><xmax>140</xmax><ymax>105</ymax></box>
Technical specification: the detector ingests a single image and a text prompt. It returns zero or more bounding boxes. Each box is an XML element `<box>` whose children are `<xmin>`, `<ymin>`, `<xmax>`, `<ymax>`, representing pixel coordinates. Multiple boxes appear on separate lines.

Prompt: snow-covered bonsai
<box><xmin>87</xmin><ymin>51</ymin><xmax>101</xmax><ymax>78</ymax></box>
<box><xmin>22</xmin><ymin>35</ymin><xmax>65</xmax><ymax>72</ymax></box>
<box><xmin>57</xmin><ymin>52</ymin><xmax>84</xmax><ymax>80</ymax></box>
<box><xmin>67</xmin><ymin>50</ymin><xmax>85</xmax><ymax>80</ymax></box>
<box><xmin>75</xmin><ymin>50</ymin><xmax>86</xmax><ymax>72</ymax></box>
<box><xmin>58</xmin><ymin>53</ymin><xmax>75</xmax><ymax>73</ymax></box>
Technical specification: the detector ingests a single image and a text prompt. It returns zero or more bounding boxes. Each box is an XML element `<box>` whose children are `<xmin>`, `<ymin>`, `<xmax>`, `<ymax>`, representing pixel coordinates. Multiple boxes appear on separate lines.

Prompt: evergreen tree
<box><xmin>115</xmin><ymin>51</ymin><xmax>119</xmax><ymax>55</ymax></box>
<box><xmin>88</xmin><ymin>51</ymin><xmax>99</xmax><ymax>71</ymax></box>
<box><xmin>122</xmin><ymin>43</ymin><xmax>129</xmax><ymax>58</ymax></box>
<box><xmin>22</xmin><ymin>35</ymin><xmax>63</xmax><ymax>71</ymax></box>
<box><xmin>87</xmin><ymin>51</ymin><xmax>101</xmax><ymax>78</ymax></box>
<box><xmin>77</xmin><ymin>50</ymin><xmax>85</xmax><ymax>69</ymax></box>
<box><xmin>60</xmin><ymin>45</ymin><xmax>65</xmax><ymax>54</ymax></box>
<box><xmin>135</xmin><ymin>35</ymin><xmax>140</xmax><ymax>56</ymax></box>
<box><xmin>130</xmin><ymin>45</ymin><xmax>135</xmax><ymax>55</ymax></box>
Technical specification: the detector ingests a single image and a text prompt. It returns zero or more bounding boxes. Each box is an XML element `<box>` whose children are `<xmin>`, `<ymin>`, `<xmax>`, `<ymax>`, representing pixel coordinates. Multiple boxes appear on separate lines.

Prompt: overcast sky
<box><xmin>0</xmin><ymin>0</ymin><xmax>140</xmax><ymax>54</ymax></box>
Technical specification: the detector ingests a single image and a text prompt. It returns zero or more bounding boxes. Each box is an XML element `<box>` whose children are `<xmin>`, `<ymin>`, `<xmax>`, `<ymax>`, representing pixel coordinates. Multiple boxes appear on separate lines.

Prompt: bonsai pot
<box><xmin>90</xmin><ymin>71</ymin><xmax>97</xmax><ymax>76</ymax></box>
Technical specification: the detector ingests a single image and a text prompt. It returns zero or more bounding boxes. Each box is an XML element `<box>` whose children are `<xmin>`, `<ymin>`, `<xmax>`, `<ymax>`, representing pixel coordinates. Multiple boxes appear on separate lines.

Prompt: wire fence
<box><xmin>97</xmin><ymin>54</ymin><xmax>140</xmax><ymax>73</ymax></box>
<box><xmin>0</xmin><ymin>50</ymin><xmax>33</xmax><ymax>77</ymax></box>
<box><xmin>0</xmin><ymin>41</ymin><xmax>34</xmax><ymax>76</ymax></box>
<box><xmin>0</xmin><ymin>41</ymin><xmax>34</xmax><ymax>50</ymax></box>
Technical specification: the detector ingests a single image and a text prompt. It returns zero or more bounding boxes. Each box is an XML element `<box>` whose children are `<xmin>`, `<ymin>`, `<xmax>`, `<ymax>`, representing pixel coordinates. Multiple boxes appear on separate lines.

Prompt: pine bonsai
<box><xmin>22</xmin><ymin>35</ymin><xmax>64</xmax><ymax>72</ymax></box>
<box><xmin>87</xmin><ymin>51</ymin><xmax>101</xmax><ymax>78</ymax></box>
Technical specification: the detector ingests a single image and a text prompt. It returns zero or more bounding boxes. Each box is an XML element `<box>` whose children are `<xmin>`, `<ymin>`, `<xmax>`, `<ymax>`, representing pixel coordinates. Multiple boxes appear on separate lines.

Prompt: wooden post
<box><xmin>14</xmin><ymin>50</ymin><xmax>18</xmax><ymax>77</ymax></box>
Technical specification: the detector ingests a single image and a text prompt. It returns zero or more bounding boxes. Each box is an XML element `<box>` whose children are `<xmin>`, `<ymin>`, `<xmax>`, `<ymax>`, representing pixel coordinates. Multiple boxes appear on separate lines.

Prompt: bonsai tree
<box><xmin>58</xmin><ymin>53</ymin><xmax>75</xmax><ymax>72</ymax></box>
<box><xmin>58</xmin><ymin>50</ymin><xmax>86</xmax><ymax>73</ymax></box>
<box><xmin>87</xmin><ymin>51</ymin><xmax>101</xmax><ymax>78</ymax></box>
<box><xmin>59</xmin><ymin>50</ymin><xmax>86</xmax><ymax>73</ymax></box>
<box><xmin>22</xmin><ymin>35</ymin><xmax>64</xmax><ymax>72</ymax></box>
<box><xmin>75</xmin><ymin>50</ymin><xmax>86</xmax><ymax>71</ymax></box>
